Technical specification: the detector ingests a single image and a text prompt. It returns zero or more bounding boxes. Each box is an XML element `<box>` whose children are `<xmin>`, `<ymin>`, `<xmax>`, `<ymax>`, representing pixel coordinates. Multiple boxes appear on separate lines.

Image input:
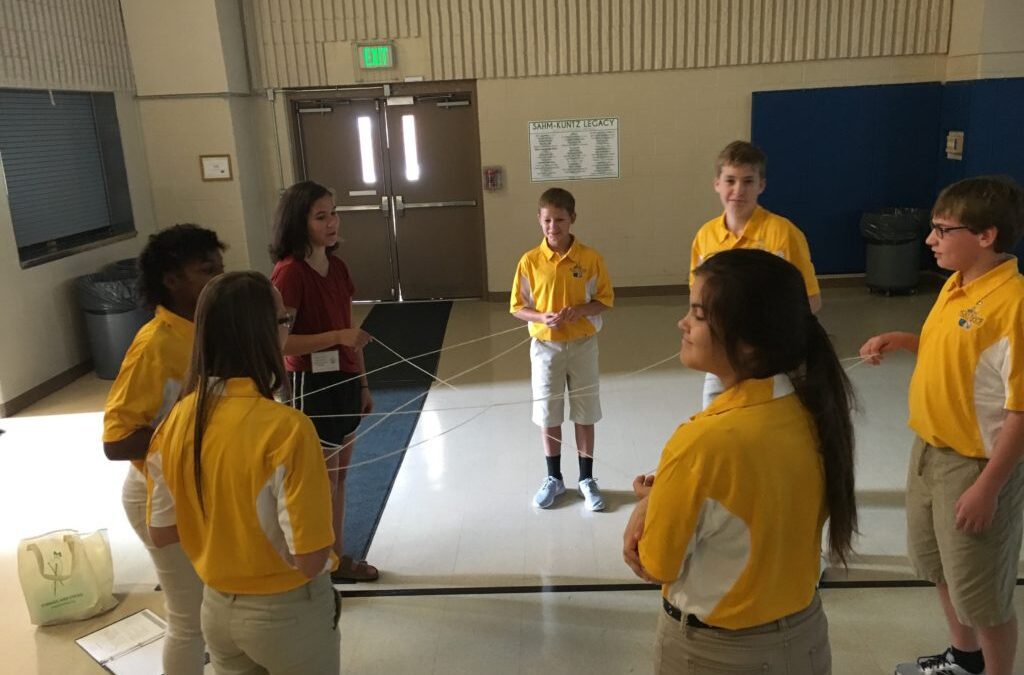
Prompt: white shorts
<box><xmin>530</xmin><ymin>335</ymin><xmax>602</xmax><ymax>427</ymax></box>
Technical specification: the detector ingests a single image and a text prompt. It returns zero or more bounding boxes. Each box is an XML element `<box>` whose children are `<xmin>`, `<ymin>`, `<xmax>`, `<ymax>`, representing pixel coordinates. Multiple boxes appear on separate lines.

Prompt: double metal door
<box><xmin>293</xmin><ymin>82</ymin><xmax>485</xmax><ymax>301</ymax></box>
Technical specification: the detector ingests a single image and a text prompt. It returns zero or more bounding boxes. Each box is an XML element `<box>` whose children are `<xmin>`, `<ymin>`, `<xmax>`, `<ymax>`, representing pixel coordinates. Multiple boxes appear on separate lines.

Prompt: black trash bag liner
<box><xmin>74</xmin><ymin>267</ymin><xmax>141</xmax><ymax>314</ymax></box>
<box><xmin>100</xmin><ymin>257</ymin><xmax>140</xmax><ymax>277</ymax></box>
<box><xmin>859</xmin><ymin>208</ymin><xmax>929</xmax><ymax>244</ymax></box>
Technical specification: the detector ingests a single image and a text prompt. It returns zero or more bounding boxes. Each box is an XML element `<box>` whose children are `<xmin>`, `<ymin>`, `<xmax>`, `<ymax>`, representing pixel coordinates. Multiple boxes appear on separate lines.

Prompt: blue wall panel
<box><xmin>752</xmin><ymin>78</ymin><xmax>1024</xmax><ymax>273</ymax></box>
<box><xmin>938</xmin><ymin>78</ymin><xmax>1024</xmax><ymax>185</ymax></box>
<box><xmin>936</xmin><ymin>78</ymin><xmax>1024</xmax><ymax>263</ymax></box>
<box><xmin>752</xmin><ymin>83</ymin><xmax>942</xmax><ymax>274</ymax></box>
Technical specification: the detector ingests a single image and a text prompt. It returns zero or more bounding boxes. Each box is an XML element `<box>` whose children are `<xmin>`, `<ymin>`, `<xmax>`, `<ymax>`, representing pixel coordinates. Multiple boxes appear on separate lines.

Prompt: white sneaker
<box><xmin>895</xmin><ymin>648</ymin><xmax>984</xmax><ymax>675</ymax></box>
<box><xmin>533</xmin><ymin>476</ymin><xmax>565</xmax><ymax>508</ymax></box>
<box><xmin>578</xmin><ymin>478</ymin><xmax>605</xmax><ymax>511</ymax></box>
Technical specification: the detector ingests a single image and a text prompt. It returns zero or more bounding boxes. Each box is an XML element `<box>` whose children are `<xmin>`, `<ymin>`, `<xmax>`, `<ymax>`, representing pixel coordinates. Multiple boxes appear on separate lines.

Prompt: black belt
<box><xmin>662</xmin><ymin>598</ymin><xmax>716</xmax><ymax>629</ymax></box>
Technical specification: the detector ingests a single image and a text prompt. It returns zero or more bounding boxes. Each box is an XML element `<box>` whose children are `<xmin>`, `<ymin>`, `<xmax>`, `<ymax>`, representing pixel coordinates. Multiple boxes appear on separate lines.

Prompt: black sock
<box><xmin>578</xmin><ymin>456</ymin><xmax>593</xmax><ymax>481</ymax></box>
<box><xmin>949</xmin><ymin>646</ymin><xmax>984</xmax><ymax>674</ymax></box>
<box><xmin>545</xmin><ymin>455</ymin><xmax>562</xmax><ymax>481</ymax></box>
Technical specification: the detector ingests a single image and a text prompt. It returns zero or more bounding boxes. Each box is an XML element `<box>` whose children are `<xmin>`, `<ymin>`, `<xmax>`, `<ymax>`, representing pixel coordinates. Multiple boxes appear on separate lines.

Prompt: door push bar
<box><xmin>393</xmin><ymin>196</ymin><xmax>477</xmax><ymax>214</ymax></box>
<box><xmin>334</xmin><ymin>197</ymin><xmax>391</xmax><ymax>214</ymax></box>
<box><xmin>334</xmin><ymin>196</ymin><xmax>477</xmax><ymax>215</ymax></box>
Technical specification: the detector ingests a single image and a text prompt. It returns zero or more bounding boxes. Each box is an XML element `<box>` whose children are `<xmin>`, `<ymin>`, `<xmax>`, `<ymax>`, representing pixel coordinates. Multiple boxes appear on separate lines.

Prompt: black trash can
<box><xmin>860</xmin><ymin>208</ymin><xmax>929</xmax><ymax>295</ymax></box>
<box><xmin>74</xmin><ymin>266</ymin><xmax>152</xmax><ymax>380</ymax></box>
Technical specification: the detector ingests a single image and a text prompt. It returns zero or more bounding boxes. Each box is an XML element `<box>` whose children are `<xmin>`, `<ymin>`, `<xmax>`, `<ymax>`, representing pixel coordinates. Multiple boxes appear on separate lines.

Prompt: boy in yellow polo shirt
<box><xmin>691</xmin><ymin>141</ymin><xmax>821</xmax><ymax>408</ymax></box>
<box><xmin>511</xmin><ymin>187</ymin><xmax>614</xmax><ymax>510</ymax></box>
<box><xmin>860</xmin><ymin>176</ymin><xmax>1024</xmax><ymax>675</ymax></box>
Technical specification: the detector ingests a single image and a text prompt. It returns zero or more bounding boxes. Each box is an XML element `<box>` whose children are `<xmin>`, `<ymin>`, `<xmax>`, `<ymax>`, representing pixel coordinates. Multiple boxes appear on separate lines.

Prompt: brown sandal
<box><xmin>330</xmin><ymin>555</ymin><xmax>379</xmax><ymax>584</ymax></box>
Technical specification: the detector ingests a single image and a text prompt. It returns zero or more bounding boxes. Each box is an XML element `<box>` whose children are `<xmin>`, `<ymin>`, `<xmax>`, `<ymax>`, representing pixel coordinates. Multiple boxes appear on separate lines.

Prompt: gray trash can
<box><xmin>860</xmin><ymin>208</ymin><xmax>929</xmax><ymax>295</ymax></box>
<box><xmin>74</xmin><ymin>267</ymin><xmax>152</xmax><ymax>380</ymax></box>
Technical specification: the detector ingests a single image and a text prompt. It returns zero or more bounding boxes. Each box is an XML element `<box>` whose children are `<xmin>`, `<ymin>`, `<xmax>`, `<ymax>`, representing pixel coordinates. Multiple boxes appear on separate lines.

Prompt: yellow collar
<box><xmin>219</xmin><ymin>378</ymin><xmax>265</xmax><ymax>398</ymax></box>
<box><xmin>944</xmin><ymin>257</ymin><xmax>1019</xmax><ymax>303</ymax></box>
<box><xmin>155</xmin><ymin>305</ymin><xmax>195</xmax><ymax>340</ymax></box>
<box><xmin>540</xmin><ymin>236</ymin><xmax>580</xmax><ymax>262</ymax></box>
<box><xmin>714</xmin><ymin>206</ymin><xmax>766</xmax><ymax>244</ymax></box>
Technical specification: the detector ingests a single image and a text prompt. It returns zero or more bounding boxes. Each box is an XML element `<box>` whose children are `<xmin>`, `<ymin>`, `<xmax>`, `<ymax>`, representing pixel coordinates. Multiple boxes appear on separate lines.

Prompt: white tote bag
<box><xmin>17</xmin><ymin>529</ymin><xmax>118</xmax><ymax>626</ymax></box>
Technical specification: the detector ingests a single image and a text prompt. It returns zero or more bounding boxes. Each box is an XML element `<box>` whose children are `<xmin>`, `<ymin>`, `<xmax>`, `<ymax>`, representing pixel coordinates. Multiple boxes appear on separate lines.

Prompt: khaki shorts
<box><xmin>530</xmin><ymin>335</ymin><xmax>602</xmax><ymax>428</ymax></box>
<box><xmin>906</xmin><ymin>437</ymin><xmax>1024</xmax><ymax>627</ymax></box>
<box><xmin>654</xmin><ymin>594</ymin><xmax>831</xmax><ymax>674</ymax></box>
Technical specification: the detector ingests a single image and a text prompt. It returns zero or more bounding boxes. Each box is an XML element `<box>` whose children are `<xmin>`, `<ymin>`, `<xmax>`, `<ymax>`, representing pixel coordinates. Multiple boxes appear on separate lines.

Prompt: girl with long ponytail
<box><xmin>146</xmin><ymin>272</ymin><xmax>341</xmax><ymax>673</ymax></box>
<box><xmin>623</xmin><ymin>248</ymin><xmax>856</xmax><ymax>674</ymax></box>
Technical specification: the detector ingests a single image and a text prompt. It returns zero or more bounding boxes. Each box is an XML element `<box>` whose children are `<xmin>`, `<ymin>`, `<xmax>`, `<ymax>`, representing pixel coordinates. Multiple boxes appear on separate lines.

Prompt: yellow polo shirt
<box><xmin>103</xmin><ymin>305</ymin><xmax>193</xmax><ymax>472</ymax></box>
<box><xmin>510</xmin><ymin>237</ymin><xmax>614</xmax><ymax>342</ymax></box>
<box><xmin>909</xmin><ymin>257</ymin><xmax>1024</xmax><ymax>459</ymax></box>
<box><xmin>690</xmin><ymin>205</ymin><xmax>820</xmax><ymax>297</ymax></box>
<box><xmin>147</xmin><ymin>378</ymin><xmax>337</xmax><ymax>594</ymax></box>
<box><xmin>639</xmin><ymin>375</ymin><xmax>826</xmax><ymax>630</ymax></box>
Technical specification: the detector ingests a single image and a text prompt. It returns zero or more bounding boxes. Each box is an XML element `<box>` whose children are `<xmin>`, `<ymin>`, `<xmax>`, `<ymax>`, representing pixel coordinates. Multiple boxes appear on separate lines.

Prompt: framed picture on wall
<box><xmin>199</xmin><ymin>154</ymin><xmax>232</xmax><ymax>181</ymax></box>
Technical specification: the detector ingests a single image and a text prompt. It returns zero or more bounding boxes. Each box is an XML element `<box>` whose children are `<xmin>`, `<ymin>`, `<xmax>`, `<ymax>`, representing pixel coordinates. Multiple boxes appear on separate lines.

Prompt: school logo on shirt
<box><xmin>571</xmin><ymin>264</ymin><xmax>584</xmax><ymax>279</ymax></box>
<box><xmin>958</xmin><ymin>304</ymin><xmax>984</xmax><ymax>330</ymax></box>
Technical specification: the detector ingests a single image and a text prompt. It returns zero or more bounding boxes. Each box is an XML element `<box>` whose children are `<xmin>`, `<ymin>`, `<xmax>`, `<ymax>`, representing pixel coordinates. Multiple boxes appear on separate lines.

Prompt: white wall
<box><xmin>946</xmin><ymin>0</ymin><xmax>1024</xmax><ymax>79</ymax></box>
<box><xmin>0</xmin><ymin>94</ymin><xmax>156</xmax><ymax>405</ymax></box>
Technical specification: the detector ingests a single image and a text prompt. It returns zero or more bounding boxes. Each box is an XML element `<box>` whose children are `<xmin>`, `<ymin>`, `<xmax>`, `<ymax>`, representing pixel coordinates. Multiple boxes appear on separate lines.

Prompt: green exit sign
<box><xmin>357</xmin><ymin>43</ymin><xmax>395</xmax><ymax>69</ymax></box>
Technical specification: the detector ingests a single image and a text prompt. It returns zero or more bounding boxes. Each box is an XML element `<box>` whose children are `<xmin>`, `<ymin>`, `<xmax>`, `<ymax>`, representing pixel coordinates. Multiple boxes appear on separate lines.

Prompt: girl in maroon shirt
<box><xmin>270</xmin><ymin>181</ymin><xmax>378</xmax><ymax>583</ymax></box>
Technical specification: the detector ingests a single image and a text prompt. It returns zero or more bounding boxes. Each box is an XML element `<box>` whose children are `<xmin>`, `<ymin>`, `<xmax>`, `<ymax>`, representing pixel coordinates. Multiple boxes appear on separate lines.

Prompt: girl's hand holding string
<box><xmin>336</xmin><ymin>328</ymin><xmax>371</xmax><ymax>350</ymax></box>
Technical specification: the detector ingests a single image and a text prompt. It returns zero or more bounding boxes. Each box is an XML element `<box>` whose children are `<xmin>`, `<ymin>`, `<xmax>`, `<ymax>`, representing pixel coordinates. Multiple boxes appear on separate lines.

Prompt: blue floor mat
<box><xmin>342</xmin><ymin>301</ymin><xmax>452</xmax><ymax>560</ymax></box>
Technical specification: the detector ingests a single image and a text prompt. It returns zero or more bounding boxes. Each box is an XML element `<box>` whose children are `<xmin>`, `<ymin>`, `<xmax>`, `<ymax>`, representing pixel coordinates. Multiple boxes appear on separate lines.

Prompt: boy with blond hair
<box><xmin>691</xmin><ymin>140</ymin><xmax>821</xmax><ymax>407</ymax></box>
<box><xmin>511</xmin><ymin>187</ymin><xmax>614</xmax><ymax>511</ymax></box>
<box><xmin>861</xmin><ymin>176</ymin><xmax>1024</xmax><ymax>675</ymax></box>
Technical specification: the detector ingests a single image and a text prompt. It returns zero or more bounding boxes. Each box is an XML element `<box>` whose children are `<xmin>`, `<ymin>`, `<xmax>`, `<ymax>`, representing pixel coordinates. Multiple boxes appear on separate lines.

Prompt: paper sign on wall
<box><xmin>529</xmin><ymin>117</ymin><xmax>619</xmax><ymax>182</ymax></box>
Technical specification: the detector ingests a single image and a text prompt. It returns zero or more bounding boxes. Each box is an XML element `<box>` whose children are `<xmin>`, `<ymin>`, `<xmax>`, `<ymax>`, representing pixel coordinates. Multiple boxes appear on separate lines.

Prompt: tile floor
<box><xmin>0</xmin><ymin>290</ymin><xmax>1021</xmax><ymax>674</ymax></box>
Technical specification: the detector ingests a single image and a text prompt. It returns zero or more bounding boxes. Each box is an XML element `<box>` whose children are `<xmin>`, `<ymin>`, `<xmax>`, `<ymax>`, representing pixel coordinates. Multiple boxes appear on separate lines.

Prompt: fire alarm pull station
<box><xmin>483</xmin><ymin>166</ymin><xmax>504</xmax><ymax>192</ymax></box>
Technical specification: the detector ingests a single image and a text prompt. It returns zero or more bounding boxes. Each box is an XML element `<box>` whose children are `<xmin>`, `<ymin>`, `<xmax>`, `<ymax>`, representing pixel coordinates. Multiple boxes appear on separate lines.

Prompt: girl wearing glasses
<box><xmin>270</xmin><ymin>181</ymin><xmax>377</xmax><ymax>584</ymax></box>
<box><xmin>624</xmin><ymin>249</ymin><xmax>857</xmax><ymax>674</ymax></box>
<box><xmin>147</xmin><ymin>271</ymin><xmax>340</xmax><ymax>673</ymax></box>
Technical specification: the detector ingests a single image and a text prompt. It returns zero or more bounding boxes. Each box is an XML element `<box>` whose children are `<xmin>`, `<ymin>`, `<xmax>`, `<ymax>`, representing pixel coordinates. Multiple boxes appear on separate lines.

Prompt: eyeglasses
<box><xmin>930</xmin><ymin>223</ymin><xmax>971</xmax><ymax>239</ymax></box>
<box><xmin>277</xmin><ymin>313</ymin><xmax>295</xmax><ymax>331</ymax></box>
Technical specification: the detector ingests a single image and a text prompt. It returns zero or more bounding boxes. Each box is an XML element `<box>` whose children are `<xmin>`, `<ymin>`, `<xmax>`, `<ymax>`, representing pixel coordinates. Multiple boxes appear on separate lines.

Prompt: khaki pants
<box><xmin>202</xmin><ymin>574</ymin><xmax>340</xmax><ymax>675</ymax></box>
<box><xmin>123</xmin><ymin>470</ymin><xmax>207</xmax><ymax>675</ymax></box>
<box><xmin>654</xmin><ymin>594</ymin><xmax>831</xmax><ymax>674</ymax></box>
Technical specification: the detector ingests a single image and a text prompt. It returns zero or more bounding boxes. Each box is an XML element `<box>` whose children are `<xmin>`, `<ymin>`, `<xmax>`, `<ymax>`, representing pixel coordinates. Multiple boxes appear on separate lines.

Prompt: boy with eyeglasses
<box><xmin>860</xmin><ymin>176</ymin><xmax>1024</xmax><ymax>675</ymax></box>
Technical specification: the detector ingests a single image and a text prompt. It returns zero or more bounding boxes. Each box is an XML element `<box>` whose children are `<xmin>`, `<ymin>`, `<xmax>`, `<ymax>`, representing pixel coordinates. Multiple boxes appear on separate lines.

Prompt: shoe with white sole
<box><xmin>533</xmin><ymin>476</ymin><xmax>565</xmax><ymax>508</ymax></box>
<box><xmin>578</xmin><ymin>477</ymin><xmax>605</xmax><ymax>511</ymax></box>
<box><xmin>894</xmin><ymin>648</ymin><xmax>984</xmax><ymax>675</ymax></box>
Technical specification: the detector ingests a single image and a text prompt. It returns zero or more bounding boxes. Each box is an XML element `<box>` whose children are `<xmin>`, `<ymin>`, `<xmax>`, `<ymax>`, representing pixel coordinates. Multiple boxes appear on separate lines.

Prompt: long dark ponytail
<box><xmin>795</xmin><ymin>314</ymin><xmax>858</xmax><ymax>565</ymax></box>
<box><xmin>697</xmin><ymin>249</ymin><xmax>857</xmax><ymax>565</ymax></box>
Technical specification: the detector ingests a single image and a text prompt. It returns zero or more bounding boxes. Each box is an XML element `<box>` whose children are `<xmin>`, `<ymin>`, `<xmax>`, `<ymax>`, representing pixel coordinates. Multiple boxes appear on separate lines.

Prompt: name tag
<box><xmin>311</xmin><ymin>350</ymin><xmax>341</xmax><ymax>373</ymax></box>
